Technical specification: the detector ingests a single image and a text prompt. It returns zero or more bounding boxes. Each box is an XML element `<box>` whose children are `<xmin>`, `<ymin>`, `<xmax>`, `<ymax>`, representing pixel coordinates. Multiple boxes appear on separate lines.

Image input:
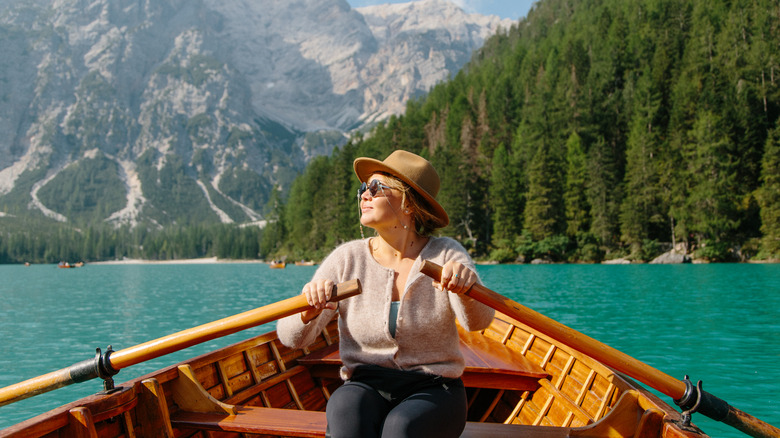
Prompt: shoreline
<box><xmin>90</xmin><ymin>257</ymin><xmax>267</xmax><ymax>265</ymax></box>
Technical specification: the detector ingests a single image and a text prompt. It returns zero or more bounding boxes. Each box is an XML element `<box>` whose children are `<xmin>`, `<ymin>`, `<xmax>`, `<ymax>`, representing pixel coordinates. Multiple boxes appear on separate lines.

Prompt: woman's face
<box><xmin>359</xmin><ymin>173</ymin><xmax>404</xmax><ymax>230</ymax></box>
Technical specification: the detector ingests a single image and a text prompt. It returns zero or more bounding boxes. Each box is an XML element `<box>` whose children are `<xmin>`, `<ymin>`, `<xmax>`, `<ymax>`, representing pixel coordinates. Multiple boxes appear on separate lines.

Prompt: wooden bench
<box><xmin>172</xmin><ymin>406</ymin><xmax>572</xmax><ymax>437</ymax></box>
<box><xmin>170</xmin><ymin>328</ymin><xmax>554</xmax><ymax>437</ymax></box>
<box><xmin>297</xmin><ymin>326</ymin><xmax>548</xmax><ymax>391</ymax></box>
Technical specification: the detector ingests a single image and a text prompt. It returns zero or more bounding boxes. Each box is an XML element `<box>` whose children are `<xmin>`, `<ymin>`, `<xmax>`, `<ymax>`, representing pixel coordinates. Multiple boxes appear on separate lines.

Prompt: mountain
<box><xmin>0</xmin><ymin>0</ymin><xmax>511</xmax><ymax>228</ymax></box>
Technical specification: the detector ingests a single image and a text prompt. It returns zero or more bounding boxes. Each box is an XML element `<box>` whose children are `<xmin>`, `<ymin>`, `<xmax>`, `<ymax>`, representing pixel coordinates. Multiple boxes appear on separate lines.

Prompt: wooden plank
<box><xmin>171</xmin><ymin>365</ymin><xmax>236</xmax><ymax>415</ymax></box>
<box><xmin>295</xmin><ymin>343</ymin><xmax>340</xmax><ymax>366</ymax></box>
<box><xmin>136</xmin><ymin>378</ymin><xmax>174</xmax><ymax>438</ymax></box>
<box><xmin>172</xmin><ymin>406</ymin><xmax>573</xmax><ymax>438</ymax></box>
<box><xmin>297</xmin><ymin>327</ymin><xmax>547</xmax><ymax>391</ymax></box>
<box><xmin>461</xmin><ymin>422</ymin><xmax>571</xmax><ymax>438</ymax></box>
<box><xmin>172</xmin><ymin>406</ymin><xmax>327</xmax><ymax>438</ymax></box>
<box><xmin>458</xmin><ymin>326</ymin><xmax>547</xmax><ymax>378</ymax></box>
<box><xmin>64</xmin><ymin>407</ymin><xmax>98</xmax><ymax>438</ymax></box>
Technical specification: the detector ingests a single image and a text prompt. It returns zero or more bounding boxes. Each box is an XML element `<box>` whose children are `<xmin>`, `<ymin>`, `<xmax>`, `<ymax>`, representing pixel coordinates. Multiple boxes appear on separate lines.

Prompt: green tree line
<box><xmin>264</xmin><ymin>0</ymin><xmax>780</xmax><ymax>263</ymax></box>
<box><xmin>0</xmin><ymin>223</ymin><xmax>262</xmax><ymax>264</ymax></box>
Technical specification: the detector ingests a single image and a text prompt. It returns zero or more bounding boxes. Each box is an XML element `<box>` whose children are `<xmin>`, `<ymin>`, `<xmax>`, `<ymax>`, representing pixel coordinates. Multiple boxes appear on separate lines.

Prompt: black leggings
<box><xmin>325</xmin><ymin>376</ymin><xmax>467</xmax><ymax>438</ymax></box>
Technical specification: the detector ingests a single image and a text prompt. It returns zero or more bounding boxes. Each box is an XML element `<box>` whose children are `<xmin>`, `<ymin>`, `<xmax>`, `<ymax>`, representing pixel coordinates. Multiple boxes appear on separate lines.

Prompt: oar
<box><xmin>421</xmin><ymin>260</ymin><xmax>779</xmax><ymax>438</ymax></box>
<box><xmin>0</xmin><ymin>279</ymin><xmax>361</xmax><ymax>408</ymax></box>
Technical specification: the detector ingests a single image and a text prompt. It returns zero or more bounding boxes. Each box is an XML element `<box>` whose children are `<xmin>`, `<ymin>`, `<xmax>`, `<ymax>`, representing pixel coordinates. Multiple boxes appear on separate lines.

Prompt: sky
<box><xmin>346</xmin><ymin>0</ymin><xmax>536</xmax><ymax>21</ymax></box>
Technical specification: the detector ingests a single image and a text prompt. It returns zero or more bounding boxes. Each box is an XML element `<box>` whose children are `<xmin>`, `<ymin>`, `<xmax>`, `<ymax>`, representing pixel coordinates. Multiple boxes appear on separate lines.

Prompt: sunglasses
<box><xmin>357</xmin><ymin>179</ymin><xmax>393</xmax><ymax>199</ymax></box>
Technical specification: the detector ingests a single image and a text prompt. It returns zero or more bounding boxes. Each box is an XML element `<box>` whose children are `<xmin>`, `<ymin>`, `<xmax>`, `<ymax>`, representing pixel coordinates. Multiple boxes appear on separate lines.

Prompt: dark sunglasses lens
<box><xmin>357</xmin><ymin>180</ymin><xmax>386</xmax><ymax>198</ymax></box>
<box><xmin>368</xmin><ymin>180</ymin><xmax>380</xmax><ymax>196</ymax></box>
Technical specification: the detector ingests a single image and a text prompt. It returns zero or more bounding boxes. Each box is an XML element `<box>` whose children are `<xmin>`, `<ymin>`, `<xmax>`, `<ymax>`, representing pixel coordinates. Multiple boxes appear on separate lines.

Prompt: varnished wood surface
<box><xmin>457</xmin><ymin>325</ymin><xmax>547</xmax><ymax>378</ymax></box>
<box><xmin>296</xmin><ymin>325</ymin><xmax>549</xmax><ymax>389</ymax></box>
<box><xmin>172</xmin><ymin>406</ymin><xmax>574</xmax><ymax>438</ymax></box>
<box><xmin>173</xmin><ymin>406</ymin><xmax>326</xmax><ymax>438</ymax></box>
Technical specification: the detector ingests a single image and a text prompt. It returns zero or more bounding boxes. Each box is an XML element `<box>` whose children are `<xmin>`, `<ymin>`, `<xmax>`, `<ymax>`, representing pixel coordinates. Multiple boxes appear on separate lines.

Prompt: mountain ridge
<box><xmin>0</xmin><ymin>0</ymin><xmax>511</xmax><ymax>228</ymax></box>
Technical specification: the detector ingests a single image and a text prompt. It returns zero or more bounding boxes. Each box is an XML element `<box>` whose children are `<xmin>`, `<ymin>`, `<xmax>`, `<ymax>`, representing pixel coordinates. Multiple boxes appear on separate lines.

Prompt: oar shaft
<box><xmin>111</xmin><ymin>279</ymin><xmax>359</xmax><ymax>369</ymax></box>
<box><xmin>0</xmin><ymin>368</ymin><xmax>77</xmax><ymax>408</ymax></box>
<box><xmin>0</xmin><ymin>279</ymin><xmax>360</xmax><ymax>408</ymax></box>
<box><xmin>726</xmin><ymin>406</ymin><xmax>780</xmax><ymax>438</ymax></box>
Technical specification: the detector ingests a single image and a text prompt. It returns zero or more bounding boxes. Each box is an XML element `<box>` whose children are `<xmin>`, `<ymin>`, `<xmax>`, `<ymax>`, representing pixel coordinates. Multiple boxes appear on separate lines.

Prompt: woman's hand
<box><xmin>300</xmin><ymin>279</ymin><xmax>338</xmax><ymax>323</ymax></box>
<box><xmin>434</xmin><ymin>261</ymin><xmax>477</xmax><ymax>294</ymax></box>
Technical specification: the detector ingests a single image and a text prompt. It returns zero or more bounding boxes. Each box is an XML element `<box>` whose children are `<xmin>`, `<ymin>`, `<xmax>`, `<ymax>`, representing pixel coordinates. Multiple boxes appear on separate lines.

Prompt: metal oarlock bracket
<box><xmin>94</xmin><ymin>345</ymin><xmax>120</xmax><ymax>393</ymax></box>
<box><xmin>673</xmin><ymin>374</ymin><xmax>730</xmax><ymax>431</ymax></box>
<box><xmin>676</xmin><ymin>375</ymin><xmax>703</xmax><ymax>429</ymax></box>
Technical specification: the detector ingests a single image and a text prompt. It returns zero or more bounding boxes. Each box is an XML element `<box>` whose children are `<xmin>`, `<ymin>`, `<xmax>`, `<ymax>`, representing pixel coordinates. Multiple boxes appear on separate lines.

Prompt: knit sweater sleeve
<box><xmin>425</xmin><ymin>237</ymin><xmax>495</xmax><ymax>332</ymax></box>
<box><xmin>276</xmin><ymin>242</ymin><xmax>353</xmax><ymax>349</ymax></box>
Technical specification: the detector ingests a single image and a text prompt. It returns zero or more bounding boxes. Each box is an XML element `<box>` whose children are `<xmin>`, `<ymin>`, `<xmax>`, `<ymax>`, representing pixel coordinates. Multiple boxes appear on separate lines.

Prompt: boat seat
<box><xmin>171</xmin><ymin>406</ymin><xmax>572</xmax><ymax>437</ymax></box>
<box><xmin>296</xmin><ymin>325</ymin><xmax>548</xmax><ymax>391</ymax></box>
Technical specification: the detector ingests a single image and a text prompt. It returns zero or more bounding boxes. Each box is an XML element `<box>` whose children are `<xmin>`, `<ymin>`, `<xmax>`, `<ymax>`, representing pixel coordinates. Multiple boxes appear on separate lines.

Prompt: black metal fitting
<box><xmin>96</xmin><ymin>345</ymin><xmax>120</xmax><ymax>391</ymax></box>
<box><xmin>67</xmin><ymin>345</ymin><xmax>120</xmax><ymax>392</ymax></box>
<box><xmin>674</xmin><ymin>375</ymin><xmax>730</xmax><ymax>427</ymax></box>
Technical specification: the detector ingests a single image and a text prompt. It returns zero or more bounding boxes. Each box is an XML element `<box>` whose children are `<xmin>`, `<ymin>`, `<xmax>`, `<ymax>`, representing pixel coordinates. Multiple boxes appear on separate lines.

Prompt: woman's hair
<box><xmin>379</xmin><ymin>173</ymin><xmax>441</xmax><ymax>236</ymax></box>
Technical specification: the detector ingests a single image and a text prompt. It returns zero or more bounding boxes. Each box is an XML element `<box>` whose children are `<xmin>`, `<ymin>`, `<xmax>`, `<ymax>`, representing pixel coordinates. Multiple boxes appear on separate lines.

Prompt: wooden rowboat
<box><xmin>269</xmin><ymin>260</ymin><xmax>286</xmax><ymax>269</ymax></box>
<box><xmin>0</xmin><ymin>314</ymin><xmax>705</xmax><ymax>438</ymax></box>
<box><xmin>1</xmin><ymin>262</ymin><xmax>776</xmax><ymax>438</ymax></box>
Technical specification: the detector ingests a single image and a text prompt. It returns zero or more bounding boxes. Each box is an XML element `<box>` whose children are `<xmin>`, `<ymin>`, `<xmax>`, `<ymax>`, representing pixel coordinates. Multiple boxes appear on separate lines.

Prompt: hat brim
<box><xmin>354</xmin><ymin>157</ymin><xmax>449</xmax><ymax>228</ymax></box>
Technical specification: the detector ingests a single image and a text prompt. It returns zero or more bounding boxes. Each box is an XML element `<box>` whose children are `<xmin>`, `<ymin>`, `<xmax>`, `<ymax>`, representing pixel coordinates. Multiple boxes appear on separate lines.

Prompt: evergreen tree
<box><xmin>686</xmin><ymin>110</ymin><xmax>740</xmax><ymax>247</ymax></box>
<box><xmin>620</xmin><ymin>71</ymin><xmax>664</xmax><ymax>253</ymax></box>
<box><xmin>586</xmin><ymin>136</ymin><xmax>621</xmax><ymax>248</ymax></box>
<box><xmin>758</xmin><ymin>119</ymin><xmax>780</xmax><ymax>257</ymax></box>
<box><xmin>489</xmin><ymin>143</ymin><xmax>522</xmax><ymax>246</ymax></box>
<box><xmin>432</xmin><ymin>147</ymin><xmax>477</xmax><ymax>249</ymax></box>
<box><xmin>524</xmin><ymin>141</ymin><xmax>565</xmax><ymax>240</ymax></box>
<box><xmin>564</xmin><ymin>132</ymin><xmax>589</xmax><ymax>237</ymax></box>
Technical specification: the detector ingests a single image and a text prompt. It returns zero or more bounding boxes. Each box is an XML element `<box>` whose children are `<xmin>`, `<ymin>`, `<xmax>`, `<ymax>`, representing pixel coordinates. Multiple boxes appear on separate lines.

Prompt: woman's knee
<box><xmin>382</xmin><ymin>382</ymin><xmax>467</xmax><ymax>438</ymax></box>
<box><xmin>326</xmin><ymin>382</ymin><xmax>388</xmax><ymax>438</ymax></box>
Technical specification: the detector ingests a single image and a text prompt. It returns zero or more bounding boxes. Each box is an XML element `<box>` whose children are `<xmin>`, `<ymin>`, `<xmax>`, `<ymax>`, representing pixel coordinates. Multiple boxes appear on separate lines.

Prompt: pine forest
<box><xmin>266</xmin><ymin>0</ymin><xmax>780</xmax><ymax>263</ymax></box>
<box><xmin>2</xmin><ymin>0</ymin><xmax>779</xmax><ymax>264</ymax></box>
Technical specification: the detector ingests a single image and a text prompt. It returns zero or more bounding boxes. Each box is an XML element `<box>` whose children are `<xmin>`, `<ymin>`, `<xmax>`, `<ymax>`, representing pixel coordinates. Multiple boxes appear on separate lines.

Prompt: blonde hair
<box><xmin>379</xmin><ymin>173</ymin><xmax>441</xmax><ymax>236</ymax></box>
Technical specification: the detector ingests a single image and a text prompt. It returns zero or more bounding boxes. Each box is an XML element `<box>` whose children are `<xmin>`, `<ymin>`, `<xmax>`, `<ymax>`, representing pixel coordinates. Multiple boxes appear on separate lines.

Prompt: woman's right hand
<box><xmin>300</xmin><ymin>279</ymin><xmax>337</xmax><ymax>323</ymax></box>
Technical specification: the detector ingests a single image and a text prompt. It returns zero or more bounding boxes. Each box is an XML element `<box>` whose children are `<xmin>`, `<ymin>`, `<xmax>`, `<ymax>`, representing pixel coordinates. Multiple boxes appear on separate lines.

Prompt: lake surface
<box><xmin>1</xmin><ymin>262</ymin><xmax>778</xmax><ymax>436</ymax></box>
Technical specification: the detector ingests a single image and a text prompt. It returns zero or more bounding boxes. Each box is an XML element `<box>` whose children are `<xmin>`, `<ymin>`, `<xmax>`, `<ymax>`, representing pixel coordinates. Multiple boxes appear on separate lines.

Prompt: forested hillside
<box><xmin>265</xmin><ymin>0</ymin><xmax>780</xmax><ymax>263</ymax></box>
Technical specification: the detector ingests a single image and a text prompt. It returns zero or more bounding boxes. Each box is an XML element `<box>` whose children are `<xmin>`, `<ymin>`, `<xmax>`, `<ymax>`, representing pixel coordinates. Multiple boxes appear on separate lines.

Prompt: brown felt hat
<box><xmin>354</xmin><ymin>150</ymin><xmax>449</xmax><ymax>228</ymax></box>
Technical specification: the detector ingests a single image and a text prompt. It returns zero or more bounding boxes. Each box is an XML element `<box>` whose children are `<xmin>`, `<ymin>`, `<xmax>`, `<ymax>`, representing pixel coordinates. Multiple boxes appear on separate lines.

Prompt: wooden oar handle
<box><xmin>0</xmin><ymin>279</ymin><xmax>361</xmax><ymax>408</ymax></box>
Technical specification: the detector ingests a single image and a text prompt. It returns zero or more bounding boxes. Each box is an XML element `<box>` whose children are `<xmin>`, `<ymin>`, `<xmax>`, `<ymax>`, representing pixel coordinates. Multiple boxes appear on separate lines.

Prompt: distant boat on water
<box><xmin>268</xmin><ymin>260</ymin><xmax>286</xmax><ymax>269</ymax></box>
<box><xmin>57</xmin><ymin>261</ymin><xmax>84</xmax><ymax>268</ymax></box>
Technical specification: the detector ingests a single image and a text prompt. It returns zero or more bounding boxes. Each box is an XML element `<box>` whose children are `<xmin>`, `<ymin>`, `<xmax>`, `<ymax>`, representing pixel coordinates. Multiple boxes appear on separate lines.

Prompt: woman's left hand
<box><xmin>434</xmin><ymin>261</ymin><xmax>477</xmax><ymax>294</ymax></box>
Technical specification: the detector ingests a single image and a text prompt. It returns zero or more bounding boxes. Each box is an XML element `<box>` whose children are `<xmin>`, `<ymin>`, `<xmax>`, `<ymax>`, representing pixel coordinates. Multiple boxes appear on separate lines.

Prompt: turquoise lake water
<box><xmin>0</xmin><ymin>262</ymin><xmax>778</xmax><ymax>436</ymax></box>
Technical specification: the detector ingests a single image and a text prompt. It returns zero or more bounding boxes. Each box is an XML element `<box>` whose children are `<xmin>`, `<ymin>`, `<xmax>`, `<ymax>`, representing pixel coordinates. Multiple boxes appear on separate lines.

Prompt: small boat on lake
<box><xmin>57</xmin><ymin>261</ymin><xmax>84</xmax><ymax>268</ymax></box>
<box><xmin>294</xmin><ymin>260</ymin><xmax>316</xmax><ymax>266</ymax></box>
<box><xmin>269</xmin><ymin>260</ymin><xmax>286</xmax><ymax>269</ymax></box>
<box><xmin>1</xmin><ymin>262</ymin><xmax>775</xmax><ymax>438</ymax></box>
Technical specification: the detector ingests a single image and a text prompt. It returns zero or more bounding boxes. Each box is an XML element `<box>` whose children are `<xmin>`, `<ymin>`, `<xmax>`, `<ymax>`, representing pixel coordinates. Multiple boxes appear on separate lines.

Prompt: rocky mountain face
<box><xmin>0</xmin><ymin>0</ymin><xmax>511</xmax><ymax>228</ymax></box>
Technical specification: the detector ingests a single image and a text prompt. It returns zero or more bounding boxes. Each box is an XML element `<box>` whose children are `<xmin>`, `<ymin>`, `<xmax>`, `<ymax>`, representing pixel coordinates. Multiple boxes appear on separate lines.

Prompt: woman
<box><xmin>277</xmin><ymin>150</ymin><xmax>494</xmax><ymax>438</ymax></box>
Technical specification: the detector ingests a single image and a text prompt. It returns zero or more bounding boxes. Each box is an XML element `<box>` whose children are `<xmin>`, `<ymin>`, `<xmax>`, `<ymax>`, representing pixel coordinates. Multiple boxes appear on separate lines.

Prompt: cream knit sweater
<box><xmin>277</xmin><ymin>237</ymin><xmax>495</xmax><ymax>380</ymax></box>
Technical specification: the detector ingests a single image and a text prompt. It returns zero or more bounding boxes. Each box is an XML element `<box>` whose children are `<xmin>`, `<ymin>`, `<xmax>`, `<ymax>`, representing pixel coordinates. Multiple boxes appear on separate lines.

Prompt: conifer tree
<box><xmin>620</xmin><ymin>71</ymin><xmax>664</xmax><ymax>253</ymax></box>
<box><xmin>686</xmin><ymin>110</ymin><xmax>740</xmax><ymax>246</ymax></box>
<box><xmin>432</xmin><ymin>147</ymin><xmax>476</xmax><ymax>249</ymax></box>
<box><xmin>489</xmin><ymin>143</ymin><xmax>522</xmax><ymax>246</ymax></box>
<box><xmin>564</xmin><ymin>132</ymin><xmax>589</xmax><ymax>237</ymax></box>
<box><xmin>758</xmin><ymin>120</ymin><xmax>780</xmax><ymax>257</ymax></box>
<box><xmin>524</xmin><ymin>141</ymin><xmax>565</xmax><ymax>240</ymax></box>
<box><xmin>586</xmin><ymin>136</ymin><xmax>621</xmax><ymax>247</ymax></box>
